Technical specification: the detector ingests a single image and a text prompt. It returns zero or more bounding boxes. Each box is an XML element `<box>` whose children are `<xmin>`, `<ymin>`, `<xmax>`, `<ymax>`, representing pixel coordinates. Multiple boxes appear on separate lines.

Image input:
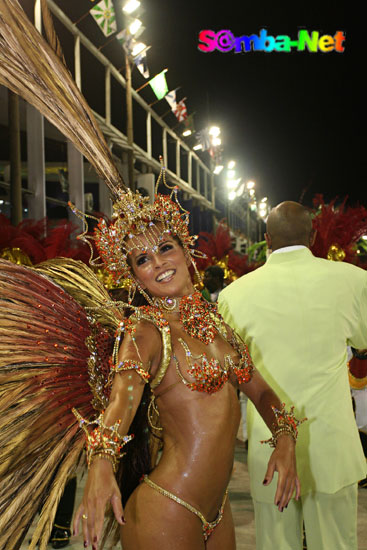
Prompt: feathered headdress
<box><xmin>70</xmin><ymin>163</ymin><xmax>205</xmax><ymax>303</ymax></box>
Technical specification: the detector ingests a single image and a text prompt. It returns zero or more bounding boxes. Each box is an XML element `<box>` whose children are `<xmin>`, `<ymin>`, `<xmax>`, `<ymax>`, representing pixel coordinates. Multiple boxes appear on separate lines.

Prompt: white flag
<box><xmin>165</xmin><ymin>89</ymin><xmax>177</xmax><ymax>110</ymax></box>
<box><xmin>90</xmin><ymin>0</ymin><xmax>117</xmax><ymax>37</ymax></box>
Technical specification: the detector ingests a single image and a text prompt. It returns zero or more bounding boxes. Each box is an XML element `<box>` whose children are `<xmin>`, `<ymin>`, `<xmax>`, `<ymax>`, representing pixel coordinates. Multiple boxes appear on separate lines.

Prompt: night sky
<box><xmin>143</xmin><ymin>0</ymin><xmax>354</xmax><ymax>208</ymax></box>
<box><xmin>37</xmin><ymin>1</ymin><xmax>356</xmax><ymax>209</ymax></box>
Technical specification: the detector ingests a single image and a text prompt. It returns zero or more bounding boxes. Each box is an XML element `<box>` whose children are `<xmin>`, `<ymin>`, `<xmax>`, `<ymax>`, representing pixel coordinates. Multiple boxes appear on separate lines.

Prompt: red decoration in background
<box><xmin>0</xmin><ymin>214</ymin><xmax>93</xmax><ymax>265</ymax></box>
<box><xmin>195</xmin><ymin>221</ymin><xmax>232</xmax><ymax>271</ymax></box>
<box><xmin>227</xmin><ymin>249</ymin><xmax>257</xmax><ymax>277</ymax></box>
<box><xmin>195</xmin><ymin>220</ymin><xmax>260</xmax><ymax>279</ymax></box>
<box><xmin>311</xmin><ymin>195</ymin><xmax>367</xmax><ymax>266</ymax></box>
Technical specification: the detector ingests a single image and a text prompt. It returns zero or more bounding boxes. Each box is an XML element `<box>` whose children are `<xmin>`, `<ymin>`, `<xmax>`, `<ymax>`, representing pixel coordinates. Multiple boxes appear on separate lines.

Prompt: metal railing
<box><xmin>48</xmin><ymin>1</ymin><xmax>216</xmax><ymax>211</ymax></box>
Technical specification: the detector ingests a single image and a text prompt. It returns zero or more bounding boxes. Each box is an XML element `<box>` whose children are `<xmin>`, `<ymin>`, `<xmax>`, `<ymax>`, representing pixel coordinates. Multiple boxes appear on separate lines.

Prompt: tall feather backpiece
<box><xmin>0</xmin><ymin>3</ymin><xmax>127</xmax><ymax>546</ymax></box>
<box><xmin>0</xmin><ymin>0</ymin><xmax>125</xmax><ymax>198</ymax></box>
<box><xmin>0</xmin><ymin>258</ymin><xmax>122</xmax><ymax>549</ymax></box>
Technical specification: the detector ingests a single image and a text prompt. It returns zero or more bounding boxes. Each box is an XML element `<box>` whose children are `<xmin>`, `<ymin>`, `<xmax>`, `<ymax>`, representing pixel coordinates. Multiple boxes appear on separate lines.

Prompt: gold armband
<box><xmin>73</xmin><ymin>409</ymin><xmax>134</xmax><ymax>472</ymax></box>
<box><xmin>106</xmin><ymin>358</ymin><xmax>150</xmax><ymax>387</ymax></box>
<box><xmin>261</xmin><ymin>404</ymin><xmax>306</xmax><ymax>448</ymax></box>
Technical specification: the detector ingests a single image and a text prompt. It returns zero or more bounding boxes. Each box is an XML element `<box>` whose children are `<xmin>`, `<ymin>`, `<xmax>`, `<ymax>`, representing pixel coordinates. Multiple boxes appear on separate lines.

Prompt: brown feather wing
<box><xmin>0</xmin><ymin>259</ymin><xmax>119</xmax><ymax>549</ymax></box>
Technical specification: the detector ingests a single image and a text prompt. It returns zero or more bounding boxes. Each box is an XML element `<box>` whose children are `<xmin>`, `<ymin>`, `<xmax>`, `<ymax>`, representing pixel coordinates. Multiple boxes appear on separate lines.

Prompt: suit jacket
<box><xmin>218</xmin><ymin>247</ymin><xmax>367</xmax><ymax>501</ymax></box>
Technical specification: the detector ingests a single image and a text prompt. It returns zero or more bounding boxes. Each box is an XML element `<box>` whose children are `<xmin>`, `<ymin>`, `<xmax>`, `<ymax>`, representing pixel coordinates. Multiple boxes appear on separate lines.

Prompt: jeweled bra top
<box><xmin>109</xmin><ymin>292</ymin><xmax>254</xmax><ymax>395</ymax></box>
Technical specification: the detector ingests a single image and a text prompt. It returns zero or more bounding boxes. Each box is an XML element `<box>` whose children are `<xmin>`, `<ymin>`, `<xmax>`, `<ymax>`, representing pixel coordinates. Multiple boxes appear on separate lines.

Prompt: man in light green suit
<box><xmin>218</xmin><ymin>201</ymin><xmax>367</xmax><ymax>550</ymax></box>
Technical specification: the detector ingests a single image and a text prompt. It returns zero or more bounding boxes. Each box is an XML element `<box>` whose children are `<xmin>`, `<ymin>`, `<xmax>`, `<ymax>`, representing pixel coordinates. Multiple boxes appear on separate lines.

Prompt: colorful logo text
<box><xmin>198</xmin><ymin>29</ymin><xmax>346</xmax><ymax>53</ymax></box>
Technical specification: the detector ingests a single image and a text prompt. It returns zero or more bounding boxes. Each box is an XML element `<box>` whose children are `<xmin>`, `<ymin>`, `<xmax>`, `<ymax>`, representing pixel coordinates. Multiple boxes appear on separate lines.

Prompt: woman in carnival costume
<box><xmin>0</xmin><ymin>2</ymin><xmax>303</xmax><ymax>549</ymax></box>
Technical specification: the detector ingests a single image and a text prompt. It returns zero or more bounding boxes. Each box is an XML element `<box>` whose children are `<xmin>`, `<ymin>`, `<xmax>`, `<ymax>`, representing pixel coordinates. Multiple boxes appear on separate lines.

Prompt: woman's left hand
<box><xmin>262</xmin><ymin>434</ymin><xmax>301</xmax><ymax>512</ymax></box>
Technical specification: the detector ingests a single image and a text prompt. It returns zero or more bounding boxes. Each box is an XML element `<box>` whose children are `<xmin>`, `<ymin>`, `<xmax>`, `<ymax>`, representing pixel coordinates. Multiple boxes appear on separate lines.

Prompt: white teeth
<box><xmin>156</xmin><ymin>270</ymin><xmax>175</xmax><ymax>282</ymax></box>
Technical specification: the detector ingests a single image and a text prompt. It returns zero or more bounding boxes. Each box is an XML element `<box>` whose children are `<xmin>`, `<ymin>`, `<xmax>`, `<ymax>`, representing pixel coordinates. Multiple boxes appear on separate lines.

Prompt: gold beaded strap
<box><xmin>73</xmin><ymin>409</ymin><xmax>134</xmax><ymax>472</ymax></box>
<box><xmin>106</xmin><ymin>358</ymin><xmax>150</xmax><ymax>387</ymax></box>
<box><xmin>261</xmin><ymin>404</ymin><xmax>306</xmax><ymax>448</ymax></box>
<box><xmin>143</xmin><ymin>475</ymin><xmax>228</xmax><ymax>541</ymax></box>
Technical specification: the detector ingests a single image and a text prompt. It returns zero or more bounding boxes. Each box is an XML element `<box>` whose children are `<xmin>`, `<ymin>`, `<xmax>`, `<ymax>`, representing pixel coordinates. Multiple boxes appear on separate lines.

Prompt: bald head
<box><xmin>266</xmin><ymin>201</ymin><xmax>314</xmax><ymax>251</ymax></box>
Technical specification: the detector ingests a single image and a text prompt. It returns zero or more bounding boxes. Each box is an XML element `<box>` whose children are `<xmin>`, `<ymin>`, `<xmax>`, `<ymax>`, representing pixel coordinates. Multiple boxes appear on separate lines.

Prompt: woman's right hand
<box><xmin>73</xmin><ymin>458</ymin><xmax>125</xmax><ymax>549</ymax></box>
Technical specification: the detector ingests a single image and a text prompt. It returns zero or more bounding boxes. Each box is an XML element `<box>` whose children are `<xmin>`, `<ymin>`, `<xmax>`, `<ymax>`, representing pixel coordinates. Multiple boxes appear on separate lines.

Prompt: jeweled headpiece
<box><xmin>69</xmin><ymin>160</ymin><xmax>205</xmax><ymax>303</ymax></box>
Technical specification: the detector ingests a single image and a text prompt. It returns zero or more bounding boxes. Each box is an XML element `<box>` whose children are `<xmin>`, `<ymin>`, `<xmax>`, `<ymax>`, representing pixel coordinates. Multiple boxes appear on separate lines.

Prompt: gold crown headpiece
<box><xmin>69</xmin><ymin>161</ymin><xmax>205</xmax><ymax>304</ymax></box>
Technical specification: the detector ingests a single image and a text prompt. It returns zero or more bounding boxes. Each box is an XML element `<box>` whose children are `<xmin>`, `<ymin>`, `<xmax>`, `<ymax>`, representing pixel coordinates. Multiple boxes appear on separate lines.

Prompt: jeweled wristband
<box><xmin>73</xmin><ymin>408</ymin><xmax>134</xmax><ymax>473</ymax></box>
<box><xmin>261</xmin><ymin>404</ymin><xmax>306</xmax><ymax>448</ymax></box>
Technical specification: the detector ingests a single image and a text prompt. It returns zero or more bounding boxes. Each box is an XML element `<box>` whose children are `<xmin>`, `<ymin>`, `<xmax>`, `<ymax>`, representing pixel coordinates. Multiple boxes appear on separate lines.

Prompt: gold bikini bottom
<box><xmin>143</xmin><ymin>475</ymin><xmax>228</xmax><ymax>541</ymax></box>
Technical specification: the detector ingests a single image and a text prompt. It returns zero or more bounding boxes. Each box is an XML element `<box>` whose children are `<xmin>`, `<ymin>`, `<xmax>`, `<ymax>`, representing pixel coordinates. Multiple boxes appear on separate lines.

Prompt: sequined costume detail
<box><xmin>73</xmin><ymin>409</ymin><xmax>134</xmax><ymax>472</ymax></box>
<box><xmin>152</xmin><ymin>291</ymin><xmax>228</xmax><ymax>344</ymax></box>
<box><xmin>107</xmin><ymin>358</ymin><xmax>150</xmax><ymax>386</ymax></box>
<box><xmin>174</xmin><ymin>337</ymin><xmax>254</xmax><ymax>394</ymax></box>
<box><xmin>107</xmin><ymin>299</ymin><xmax>254</xmax><ymax>398</ymax></box>
<box><xmin>143</xmin><ymin>475</ymin><xmax>228</xmax><ymax>541</ymax></box>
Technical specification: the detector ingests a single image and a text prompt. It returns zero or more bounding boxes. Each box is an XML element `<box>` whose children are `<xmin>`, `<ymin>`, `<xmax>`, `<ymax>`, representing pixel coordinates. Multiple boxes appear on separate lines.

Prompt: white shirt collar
<box><xmin>271</xmin><ymin>245</ymin><xmax>307</xmax><ymax>255</ymax></box>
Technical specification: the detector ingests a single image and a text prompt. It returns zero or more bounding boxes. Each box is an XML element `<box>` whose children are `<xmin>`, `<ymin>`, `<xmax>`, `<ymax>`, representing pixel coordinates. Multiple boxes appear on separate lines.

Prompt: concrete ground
<box><xmin>22</xmin><ymin>441</ymin><xmax>367</xmax><ymax>550</ymax></box>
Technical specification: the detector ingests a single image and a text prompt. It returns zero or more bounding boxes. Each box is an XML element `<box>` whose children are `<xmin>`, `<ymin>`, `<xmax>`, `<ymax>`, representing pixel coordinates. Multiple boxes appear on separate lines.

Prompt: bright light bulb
<box><xmin>123</xmin><ymin>0</ymin><xmax>141</xmax><ymax>14</ymax></box>
<box><xmin>193</xmin><ymin>144</ymin><xmax>202</xmax><ymax>151</ymax></box>
<box><xmin>228</xmin><ymin>160</ymin><xmax>235</xmax><ymax>169</ymax></box>
<box><xmin>261</xmin><ymin>197</ymin><xmax>268</xmax><ymax>202</ymax></box>
<box><xmin>247</xmin><ymin>180</ymin><xmax>255</xmax><ymax>189</ymax></box>
<box><xmin>129</xmin><ymin>18</ymin><xmax>142</xmax><ymax>35</ymax></box>
<box><xmin>213</xmin><ymin>165</ymin><xmax>224</xmax><ymax>175</ymax></box>
<box><xmin>209</xmin><ymin>126</ymin><xmax>220</xmax><ymax>137</ymax></box>
<box><xmin>249</xmin><ymin>189</ymin><xmax>255</xmax><ymax>197</ymax></box>
<box><xmin>132</xmin><ymin>42</ymin><xmax>146</xmax><ymax>56</ymax></box>
<box><xmin>182</xmin><ymin>129</ymin><xmax>192</xmax><ymax>137</ymax></box>
<box><xmin>227</xmin><ymin>170</ymin><xmax>235</xmax><ymax>179</ymax></box>
<box><xmin>212</xmin><ymin>137</ymin><xmax>221</xmax><ymax>147</ymax></box>
<box><xmin>227</xmin><ymin>180</ymin><xmax>237</xmax><ymax>189</ymax></box>
<box><xmin>228</xmin><ymin>191</ymin><xmax>236</xmax><ymax>201</ymax></box>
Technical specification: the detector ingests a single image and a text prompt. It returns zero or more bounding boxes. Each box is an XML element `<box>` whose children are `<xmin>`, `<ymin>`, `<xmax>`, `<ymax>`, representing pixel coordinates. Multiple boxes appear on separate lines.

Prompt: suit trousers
<box><xmin>253</xmin><ymin>483</ymin><xmax>358</xmax><ymax>550</ymax></box>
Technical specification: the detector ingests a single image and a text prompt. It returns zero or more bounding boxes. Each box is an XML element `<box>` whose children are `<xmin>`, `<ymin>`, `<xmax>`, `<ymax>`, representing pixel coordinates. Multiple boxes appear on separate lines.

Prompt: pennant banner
<box><xmin>174</xmin><ymin>99</ymin><xmax>187</xmax><ymax>122</ymax></box>
<box><xmin>134</xmin><ymin>50</ymin><xmax>149</xmax><ymax>79</ymax></box>
<box><xmin>165</xmin><ymin>89</ymin><xmax>177</xmax><ymax>110</ymax></box>
<box><xmin>149</xmin><ymin>71</ymin><xmax>168</xmax><ymax>100</ymax></box>
<box><xmin>90</xmin><ymin>0</ymin><xmax>117</xmax><ymax>37</ymax></box>
<box><xmin>183</xmin><ymin>113</ymin><xmax>195</xmax><ymax>133</ymax></box>
<box><xmin>116</xmin><ymin>29</ymin><xmax>135</xmax><ymax>56</ymax></box>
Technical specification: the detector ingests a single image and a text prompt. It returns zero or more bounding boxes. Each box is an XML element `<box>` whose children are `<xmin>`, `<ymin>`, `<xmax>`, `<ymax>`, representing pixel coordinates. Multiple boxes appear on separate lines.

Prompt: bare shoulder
<box><xmin>118</xmin><ymin>316</ymin><xmax>162</xmax><ymax>367</ymax></box>
<box><xmin>132</xmin><ymin>317</ymin><xmax>162</xmax><ymax>348</ymax></box>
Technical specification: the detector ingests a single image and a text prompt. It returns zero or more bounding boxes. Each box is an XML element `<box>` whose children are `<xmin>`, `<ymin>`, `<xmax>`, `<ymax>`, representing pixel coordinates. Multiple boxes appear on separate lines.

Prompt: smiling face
<box><xmin>127</xmin><ymin>226</ymin><xmax>195</xmax><ymax>298</ymax></box>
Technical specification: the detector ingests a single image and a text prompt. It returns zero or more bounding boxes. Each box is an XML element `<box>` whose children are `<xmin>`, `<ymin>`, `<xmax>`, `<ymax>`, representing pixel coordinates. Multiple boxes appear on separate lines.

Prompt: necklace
<box><xmin>152</xmin><ymin>296</ymin><xmax>180</xmax><ymax>312</ymax></box>
<box><xmin>152</xmin><ymin>291</ymin><xmax>223</xmax><ymax>344</ymax></box>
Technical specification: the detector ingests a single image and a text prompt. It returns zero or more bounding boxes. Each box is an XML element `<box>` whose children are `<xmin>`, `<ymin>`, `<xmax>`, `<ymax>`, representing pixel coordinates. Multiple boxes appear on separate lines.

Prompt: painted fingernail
<box><xmin>121</xmin><ymin>515</ymin><xmax>126</xmax><ymax>523</ymax></box>
<box><xmin>84</xmin><ymin>542</ymin><xmax>87</xmax><ymax>548</ymax></box>
<box><xmin>93</xmin><ymin>537</ymin><xmax>97</xmax><ymax>543</ymax></box>
<box><xmin>276</xmin><ymin>500</ymin><xmax>280</xmax><ymax>506</ymax></box>
<box><xmin>262</xmin><ymin>479</ymin><xmax>267</xmax><ymax>485</ymax></box>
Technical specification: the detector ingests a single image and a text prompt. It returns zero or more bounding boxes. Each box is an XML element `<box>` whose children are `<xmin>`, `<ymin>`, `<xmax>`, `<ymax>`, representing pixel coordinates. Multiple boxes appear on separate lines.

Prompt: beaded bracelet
<box><xmin>261</xmin><ymin>404</ymin><xmax>306</xmax><ymax>448</ymax></box>
<box><xmin>73</xmin><ymin>408</ymin><xmax>134</xmax><ymax>472</ymax></box>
